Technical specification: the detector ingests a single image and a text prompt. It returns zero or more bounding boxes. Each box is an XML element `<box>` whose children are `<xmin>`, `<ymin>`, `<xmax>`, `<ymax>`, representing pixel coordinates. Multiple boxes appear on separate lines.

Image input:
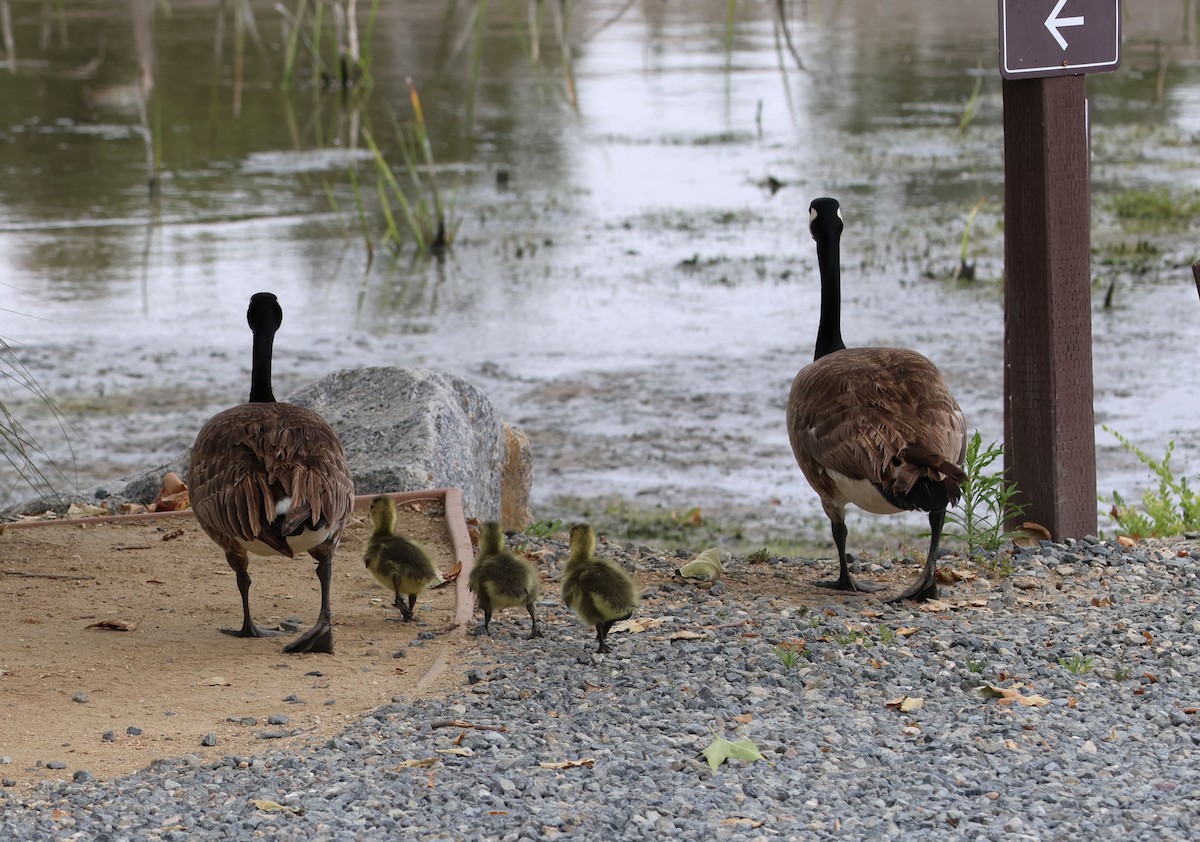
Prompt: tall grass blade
<box><xmin>1</xmin><ymin>338</ymin><xmax>76</xmax><ymax>508</ymax></box>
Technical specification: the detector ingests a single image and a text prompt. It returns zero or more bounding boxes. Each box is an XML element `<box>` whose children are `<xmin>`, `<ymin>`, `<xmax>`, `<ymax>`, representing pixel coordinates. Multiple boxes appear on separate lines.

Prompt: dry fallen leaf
<box><xmin>613</xmin><ymin>617</ymin><xmax>666</xmax><ymax>634</ymax></box>
<box><xmin>250</xmin><ymin>799</ymin><xmax>303</xmax><ymax>815</ymax></box>
<box><xmin>85</xmin><ymin>619</ymin><xmax>139</xmax><ymax>632</ymax></box>
<box><xmin>720</xmin><ymin>818</ymin><xmax>765</xmax><ymax>828</ymax></box>
<box><xmin>980</xmin><ymin>683</ymin><xmax>1050</xmax><ymax>707</ymax></box>
<box><xmin>396</xmin><ymin>757</ymin><xmax>440</xmax><ymax>769</ymax></box>
<box><xmin>1011</xmin><ymin>521</ymin><xmax>1052</xmax><ymax>547</ymax></box>
<box><xmin>676</xmin><ymin>548</ymin><xmax>724</xmax><ymax>583</ymax></box>
<box><xmin>919</xmin><ymin>599</ymin><xmax>953</xmax><ymax>613</ymax></box>
<box><xmin>886</xmin><ymin>695</ymin><xmax>924</xmax><ymax>712</ymax></box>
<box><xmin>435</xmin><ymin>747</ymin><xmax>473</xmax><ymax>757</ymax></box>
<box><xmin>199</xmin><ymin>676</ymin><xmax>231</xmax><ymax>687</ymax></box>
<box><xmin>66</xmin><ymin>502</ymin><xmax>107</xmax><ymax>518</ymax></box>
<box><xmin>1117</xmin><ymin>535</ymin><xmax>1137</xmax><ymax>548</ymax></box>
<box><xmin>671</xmin><ymin>630</ymin><xmax>707</xmax><ymax>641</ymax></box>
<box><xmin>433</xmin><ymin>561</ymin><xmax>463</xmax><ymax>588</ymax></box>
<box><xmin>895</xmin><ymin>627</ymin><xmax>920</xmax><ymax>637</ymax></box>
<box><xmin>538</xmin><ymin>758</ymin><xmax>595</xmax><ymax>770</ymax></box>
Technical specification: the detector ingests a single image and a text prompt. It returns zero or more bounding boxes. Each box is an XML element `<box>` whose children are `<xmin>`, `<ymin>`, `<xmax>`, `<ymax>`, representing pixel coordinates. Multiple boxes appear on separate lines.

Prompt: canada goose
<box><xmin>189</xmin><ymin>292</ymin><xmax>355</xmax><ymax>653</ymax></box>
<box><xmin>560</xmin><ymin>523</ymin><xmax>639</xmax><ymax>653</ymax></box>
<box><xmin>468</xmin><ymin>521</ymin><xmax>542</xmax><ymax>640</ymax></box>
<box><xmin>786</xmin><ymin>198</ymin><xmax>967</xmax><ymax>602</ymax></box>
<box><xmin>363</xmin><ymin>495</ymin><xmax>438</xmax><ymax>622</ymax></box>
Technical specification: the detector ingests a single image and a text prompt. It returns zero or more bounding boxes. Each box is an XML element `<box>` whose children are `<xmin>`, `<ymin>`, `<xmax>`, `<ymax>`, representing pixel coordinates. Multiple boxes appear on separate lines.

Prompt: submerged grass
<box><xmin>361</xmin><ymin>79</ymin><xmax>459</xmax><ymax>257</ymax></box>
<box><xmin>1110</xmin><ymin>188</ymin><xmax>1200</xmax><ymax>228</ymax></box>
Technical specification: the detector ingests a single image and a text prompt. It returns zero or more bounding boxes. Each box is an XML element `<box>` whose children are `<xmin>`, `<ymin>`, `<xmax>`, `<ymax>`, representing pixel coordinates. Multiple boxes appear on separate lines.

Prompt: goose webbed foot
<box><xmin>886</xmin><ymin>511</ymin><xmax>946</xmax><ymax>604</ymax></box>
<box><xmin>221</xmin><ymin>622</ymin><xmax>283</xmax><ymax>639</ymax></box>
<box><xmin>282</xmin><ymin>618</ymin><xmax>334</xmax><ymax>654</ymax></box>
<box><xmin>885</xmin><ymin>571</ymin><xmax>939</xmax><ymax>604</ymax></box>
<box><xmin>472</xmin><ymin>621</ymin><xmax>493</xmax><ymax>638</ymax></box>
<box><xmin>814</xmin><ymin>573</ymin><xmax>884</xmax><ymax>594</ymax></box>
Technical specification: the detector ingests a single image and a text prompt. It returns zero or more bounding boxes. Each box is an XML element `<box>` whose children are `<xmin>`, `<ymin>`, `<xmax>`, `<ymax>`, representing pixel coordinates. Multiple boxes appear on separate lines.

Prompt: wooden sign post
<box><xmin>997</xmin><ymin>1</ymin><xmax>1121</xmax><ymax>538</ymax></box>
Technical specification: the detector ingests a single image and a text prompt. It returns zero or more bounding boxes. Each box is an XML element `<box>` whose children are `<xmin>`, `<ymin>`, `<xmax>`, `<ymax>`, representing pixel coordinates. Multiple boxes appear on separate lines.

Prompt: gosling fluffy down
<box><xmin>363</xmin><ymin>496</ymin><xmax>438</xmax><ymax>622</ymax></box>
<box><xmin>560</xmin><ymin>523</ymin><xmax>639</xmax><ymax>653</ymax></box>
<box><xmin>468</xmin><ymin>521</ymin><xmax>542</xmax><ymax>640</ymax></box>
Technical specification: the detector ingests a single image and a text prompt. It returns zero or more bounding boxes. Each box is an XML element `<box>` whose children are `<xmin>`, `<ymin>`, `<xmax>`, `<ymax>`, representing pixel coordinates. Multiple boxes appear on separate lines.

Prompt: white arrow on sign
<box><xmin>1044</xmin><ymin>0</ymin><xmax>1085</xmax><ymax>50</ymax></box>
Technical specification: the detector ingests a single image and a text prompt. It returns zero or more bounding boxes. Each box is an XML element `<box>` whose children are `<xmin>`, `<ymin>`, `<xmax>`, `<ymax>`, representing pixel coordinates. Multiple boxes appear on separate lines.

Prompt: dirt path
<box><xmin>0</xmin><ymin>500</ymin><xmax>470</xmax><ymax>791</ymax></box>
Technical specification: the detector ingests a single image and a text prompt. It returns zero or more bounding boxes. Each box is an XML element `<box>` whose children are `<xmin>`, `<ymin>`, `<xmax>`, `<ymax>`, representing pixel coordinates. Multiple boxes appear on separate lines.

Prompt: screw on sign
<box><xmin>998</xmin><ymin>0</ymin><xmax>1121</xmax><ymax>79</ymax></box>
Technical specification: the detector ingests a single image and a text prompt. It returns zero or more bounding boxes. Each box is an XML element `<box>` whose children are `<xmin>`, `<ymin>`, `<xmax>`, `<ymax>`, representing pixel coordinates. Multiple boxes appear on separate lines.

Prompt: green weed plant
<box><xmin>1101</xmin><ymin>425</ymin><xmax>1200</xmax><ymax>538</ymax></box>
<box><xmin>944</xmin><ymin>432</ymin><xmax>1026</xmax><ymax>561</ymax></box>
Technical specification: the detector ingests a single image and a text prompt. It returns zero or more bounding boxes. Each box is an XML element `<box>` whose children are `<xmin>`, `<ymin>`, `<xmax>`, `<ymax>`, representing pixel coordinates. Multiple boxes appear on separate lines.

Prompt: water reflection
<box><xmin>1</xmin><ymin>1</ymin><xmax>1199</xmax><ymax>546</ymax></box>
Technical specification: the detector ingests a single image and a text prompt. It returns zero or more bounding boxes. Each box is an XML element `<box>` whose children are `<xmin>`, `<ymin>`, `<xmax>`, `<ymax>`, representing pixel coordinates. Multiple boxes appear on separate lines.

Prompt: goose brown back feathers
<box><xmin>190</xmin><ymin>403</ymin><xmax>353</xmax><ymax>556</ymax></box>
<box><xmin>787</xmin><ymin>347</ymin><xmax>966</xmax><ymax>514</ymax></box>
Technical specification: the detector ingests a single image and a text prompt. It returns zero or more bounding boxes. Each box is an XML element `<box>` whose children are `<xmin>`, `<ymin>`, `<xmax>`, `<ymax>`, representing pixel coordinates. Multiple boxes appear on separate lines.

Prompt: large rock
<box><xmin>289</xmin><ymin>367</ymin><xmax>526</xmax><ymax>523</ymax></box>
<box><xmin>3</xmin><ymin>367</ymin><xmax>531</xmax><ymax>527</ymax></box>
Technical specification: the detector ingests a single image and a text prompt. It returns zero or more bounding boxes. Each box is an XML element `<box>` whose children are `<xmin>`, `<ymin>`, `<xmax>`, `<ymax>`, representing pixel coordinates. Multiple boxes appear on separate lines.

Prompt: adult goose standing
<box><xmin>786</xmin><ymin>197</ymin><xmax>967</xmax><ymax>602</ymax></box>
<box><xmin>189</xmin><ymin>292</ymin><xmax>355</xmax><ymax>653</ymax></box>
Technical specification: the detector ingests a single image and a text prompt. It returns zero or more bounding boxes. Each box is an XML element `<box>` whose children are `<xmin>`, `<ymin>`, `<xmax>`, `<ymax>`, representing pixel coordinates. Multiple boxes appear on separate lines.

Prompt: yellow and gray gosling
<box><xmin>362</xmin><ymin>495</ymin><xmax>438</xmax><ymax>622</ymax></box>
<box><xmin>468</xmin><ymin>521</ymin><xmax>542</xmax><ymax>640</ymax></box>
<box><xmin>560</xmin><ymin>523</ymin><xmax>639</xmax><ymax>653</ymax></box>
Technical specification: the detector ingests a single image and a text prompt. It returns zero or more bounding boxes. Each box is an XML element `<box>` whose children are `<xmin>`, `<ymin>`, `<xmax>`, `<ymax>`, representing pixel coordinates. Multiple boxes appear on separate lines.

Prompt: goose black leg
<box><xmin>283</xmin><ymin>540</ymin><xmax>335</xmax><ymax>654</ymax></box>
<box><xmin>815</xmin><ymin>519</ymin><xmax>883</xmax><ymax>593</ymax></box>
<box><xmin>221</xmin><ymin>552</ymin><xmax>282</xmax><ymax>639</ymax></box>
<box><xmin>886</xmin><ymin>509</ymin><xmax>945</xmax><ymax>603</ymax></box>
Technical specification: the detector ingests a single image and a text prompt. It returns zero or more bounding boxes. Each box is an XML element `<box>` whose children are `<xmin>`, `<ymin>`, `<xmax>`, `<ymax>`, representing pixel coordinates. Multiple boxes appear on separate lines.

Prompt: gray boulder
<box><xmin>3</xmin><ymin>367</ymin><xmax>531</xmax><ymax>526</ymax></box>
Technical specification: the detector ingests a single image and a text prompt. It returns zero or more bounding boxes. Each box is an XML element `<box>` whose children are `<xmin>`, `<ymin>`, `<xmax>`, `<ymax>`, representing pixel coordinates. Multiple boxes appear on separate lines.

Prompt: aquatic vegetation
<box><xmin>276</xmin><ymin>0</ymin><xmax>380</xmax><ymax>91</ymax></box>
<box><xmin>1109</xmin><ymin>188</ymin><xmax>1200</xmax><ymax>228</ymax></box>
<box><xmin>362</xmin><ymin>80</ymin><xmax>460</xmax><ymax>257</ymax></box>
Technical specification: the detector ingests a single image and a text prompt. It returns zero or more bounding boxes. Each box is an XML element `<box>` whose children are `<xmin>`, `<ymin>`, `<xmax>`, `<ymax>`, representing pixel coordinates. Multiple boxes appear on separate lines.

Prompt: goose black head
<box><xmin>808</xmin><ymin>197</ymin><xmax>843</xmax><ymax>244</ymax></box>
<box><xmin>247</xmin><ymin>292</ymin><xmax>283</xmax><ymax>335</ymax></box>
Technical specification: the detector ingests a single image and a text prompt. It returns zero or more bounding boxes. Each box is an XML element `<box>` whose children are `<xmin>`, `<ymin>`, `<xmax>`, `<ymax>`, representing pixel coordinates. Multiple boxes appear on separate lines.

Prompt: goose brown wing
<box><xmin>190</xmin><ymin>403</ymin><xmax>354</xmax><ymax>549</ymax></box>
<box><xmin>788</xmin><ymin>347</ymin><xmax>966</xmax><ymax>497</ymax></box>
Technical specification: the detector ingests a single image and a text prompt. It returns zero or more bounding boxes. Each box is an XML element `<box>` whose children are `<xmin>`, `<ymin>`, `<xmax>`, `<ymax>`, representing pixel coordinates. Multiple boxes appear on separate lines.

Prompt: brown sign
<box><xmin>999</xmin><ymin>0</ymin><xmax>1121</xmax><ymax>79</ymax></box>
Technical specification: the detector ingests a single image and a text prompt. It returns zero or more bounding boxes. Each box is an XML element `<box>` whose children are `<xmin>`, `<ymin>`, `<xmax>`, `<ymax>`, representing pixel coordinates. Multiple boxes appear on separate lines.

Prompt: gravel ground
<box><xmin>4</xmin><ymin>532</ymin><xmax>1200</xmax><ymax>840</ymax></box>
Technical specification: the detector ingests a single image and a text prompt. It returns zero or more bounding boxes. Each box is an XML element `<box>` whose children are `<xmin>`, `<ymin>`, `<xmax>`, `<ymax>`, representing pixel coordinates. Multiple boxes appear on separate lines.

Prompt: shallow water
<box><xmin>2</xmin><ymin>1</ymin><xmax>1199</xmax><ymax>546</ymax></box>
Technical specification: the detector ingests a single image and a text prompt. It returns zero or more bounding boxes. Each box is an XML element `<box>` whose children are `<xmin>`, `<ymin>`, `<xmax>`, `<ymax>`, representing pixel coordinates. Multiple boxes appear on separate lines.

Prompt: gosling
<box><xmin>363</xmin><ymin>496</ymin><xmax>438</xmax><ymax>622</ymax></box>
<box><xmin>560</xmin><ymin>523</ymin><xmax>639</xmax><ymax>654</ymax></box>
<box><xmin>468</xmin><ymin>521</ymin><xmax>543</xmax><ymax>640</ymax></box>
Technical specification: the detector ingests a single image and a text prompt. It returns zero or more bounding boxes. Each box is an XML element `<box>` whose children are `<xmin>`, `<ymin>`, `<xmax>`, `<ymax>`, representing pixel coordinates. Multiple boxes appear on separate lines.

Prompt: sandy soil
<box><xmin>0</xmin><ymin>500</ymin><xmax>470</xmax><ymax>792</ymax></box>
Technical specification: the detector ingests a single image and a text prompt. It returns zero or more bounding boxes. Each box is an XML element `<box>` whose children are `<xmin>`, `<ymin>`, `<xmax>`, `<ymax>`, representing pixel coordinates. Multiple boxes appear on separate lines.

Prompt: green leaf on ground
<box><xmin>701</xmin><ymin>735</ymin><xmax>765</xmax><ymax>770</ymax></box>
